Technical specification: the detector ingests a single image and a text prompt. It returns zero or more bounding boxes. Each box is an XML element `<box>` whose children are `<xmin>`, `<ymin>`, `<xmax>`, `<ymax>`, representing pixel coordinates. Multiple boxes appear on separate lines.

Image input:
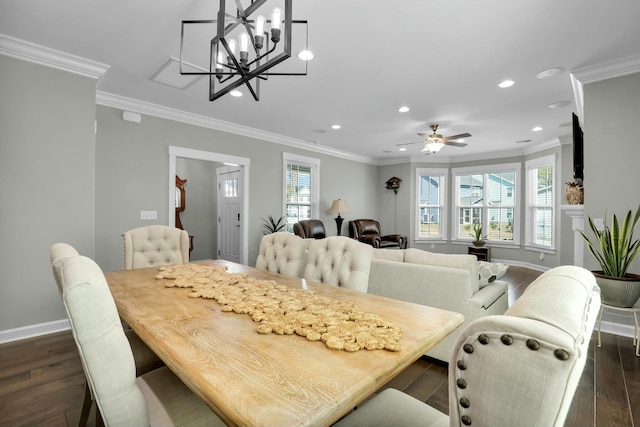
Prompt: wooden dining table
<box><xmin>105</xmin><ymin>260</ymin><xmax>463</xmax><ymax>427</ymax></box>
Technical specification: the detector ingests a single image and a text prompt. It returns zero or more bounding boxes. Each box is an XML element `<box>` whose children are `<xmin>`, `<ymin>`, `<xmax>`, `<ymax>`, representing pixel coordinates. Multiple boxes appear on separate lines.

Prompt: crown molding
<box><xmin>571</xmin><ymin>53</ymin><xmax>640</xmax><ymax>123</ymax></box>
<box><xmin>96</xmin><ymin>91</ymin><xmax>379</xmax><ymax>165</ymax></box>
<box><xmin>571</xmin><ymin>53</ymin><xmax>640</xmax><ymax>85</ymax></box>
<box><xmin>0</xmin><ymin>34</ymin><xmax>109</xmax><ymax>79</ymax></box>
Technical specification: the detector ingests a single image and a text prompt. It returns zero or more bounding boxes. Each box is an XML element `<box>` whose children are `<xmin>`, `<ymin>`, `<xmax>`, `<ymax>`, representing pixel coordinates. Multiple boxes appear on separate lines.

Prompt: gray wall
<box><xmin>0</xmin><ymin>56</ymin><xmax>97</xmax><ymax>330</ymax></box>
<box><xmin>583</xmin><ymin>72</ymin><xmax>640</xmax><ymax>271</ymax></box>
<box><xmin>94</xmin><ymin>105</ymin><xmax>380</xmax><ymax>273</ymax></box>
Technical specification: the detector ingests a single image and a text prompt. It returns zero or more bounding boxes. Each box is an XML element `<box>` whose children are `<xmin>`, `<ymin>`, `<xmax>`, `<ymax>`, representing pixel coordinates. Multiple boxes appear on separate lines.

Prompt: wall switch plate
<box><xmin>140</xmin><ymin>210</ymin><xmax>157</xmax><ymax>220</ymax></box>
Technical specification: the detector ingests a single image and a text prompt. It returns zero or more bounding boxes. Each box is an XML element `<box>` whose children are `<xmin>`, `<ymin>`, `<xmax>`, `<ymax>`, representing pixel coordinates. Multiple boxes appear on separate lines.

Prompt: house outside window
<box><xmin>453</xmin><ymin>163</ymin><xmax>520</xmax><ymax>246</ymax></box>
<box><xmin>416</xmin><ymin>168</ymin><xmax>447</xmax><ymax>241</ymax></box>
<box><xmin>525</xmin><ymin>154</ymin><xmax>556</xmax><ymax>252</ymax></box>
<box><xmin>283</xmin><ymin>153</ymin><xmax>320</xmax><ymax>233</ymax></box>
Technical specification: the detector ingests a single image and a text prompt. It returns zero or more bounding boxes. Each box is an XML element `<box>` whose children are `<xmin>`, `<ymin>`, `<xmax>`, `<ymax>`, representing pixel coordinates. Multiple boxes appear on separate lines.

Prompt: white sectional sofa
<box><xmin>367</xmin><ymin>248</ymin><xmax>509</xmax><ymax>362</ymax></box>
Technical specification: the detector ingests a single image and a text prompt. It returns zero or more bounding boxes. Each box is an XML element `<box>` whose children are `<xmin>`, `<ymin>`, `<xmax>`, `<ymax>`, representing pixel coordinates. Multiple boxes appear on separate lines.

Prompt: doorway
<box><xmin>168</xmin><ymin>146</ymin><xmax>250</xmax><ymax>265</ymax></box>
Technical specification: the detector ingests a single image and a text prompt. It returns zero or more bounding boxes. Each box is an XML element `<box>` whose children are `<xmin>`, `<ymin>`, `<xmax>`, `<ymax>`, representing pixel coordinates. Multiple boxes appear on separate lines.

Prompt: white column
<box><xmin>561</xmin><ymin>204</ymin><xmax>585</xmax><ymax>267</ymax></box>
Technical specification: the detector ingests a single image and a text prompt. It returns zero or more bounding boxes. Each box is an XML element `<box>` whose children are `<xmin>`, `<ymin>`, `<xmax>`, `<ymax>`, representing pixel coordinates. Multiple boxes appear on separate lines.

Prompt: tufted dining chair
<box><xmin>255</xmin><ymin>232</ymin><xmax>309</xmax><ymax>278</ymax></box>
<box><xmin>293</xmin><ymin>219</ymin><xmax>327</xmax><ymax>239</ymax></box>
<box><xmin>57</xmin><ymin>254</ymin><xmax>225</xmax><ymax>427</ymax></box>
<box><xmin>334</xmin><ymin>265</ymin><xmax>601</xmax><ymax>427</ymax></box>
<box><xmin>304</xmin><ymin>236</ymin><xmax>373</xmax><ymax>292</ymax></box>
<box><xmin>50</xmin><ymin>243</ymin><xmax>165</xmax><ymax>427</ymax></box>
<box><xmin>123</xmin><ymin>225</ymin><xmax>189</xmax><ymax>270</ymax></box>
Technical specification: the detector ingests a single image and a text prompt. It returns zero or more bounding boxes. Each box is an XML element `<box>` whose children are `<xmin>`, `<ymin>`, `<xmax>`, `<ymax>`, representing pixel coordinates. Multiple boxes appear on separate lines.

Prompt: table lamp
<box><xmin>328</xmin><ymin>199</ymin><xmax>350</xmax><ymax>236</ymax></box>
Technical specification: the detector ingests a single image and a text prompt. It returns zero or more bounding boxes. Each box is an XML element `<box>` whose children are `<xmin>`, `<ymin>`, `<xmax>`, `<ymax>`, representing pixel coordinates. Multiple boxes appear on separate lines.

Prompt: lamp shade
<box><xmin>328</xmin><ymin>199</ymin><xmax>350</xmax><ymax>214</ymax></box>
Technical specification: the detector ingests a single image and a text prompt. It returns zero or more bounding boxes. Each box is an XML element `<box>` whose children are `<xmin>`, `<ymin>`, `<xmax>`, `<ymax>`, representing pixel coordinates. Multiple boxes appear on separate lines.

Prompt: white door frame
<box><xmin>168</xmin><ymin>146</ymin><xmax>250</xmax><ymax>265</ymax></box>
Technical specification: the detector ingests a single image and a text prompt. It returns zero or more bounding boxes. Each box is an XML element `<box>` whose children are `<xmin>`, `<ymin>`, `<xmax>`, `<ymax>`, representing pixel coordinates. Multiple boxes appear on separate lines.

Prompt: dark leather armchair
<box><xmin>348</xmin><ymin>219</ymin><xmax>406</xmax><ymax>249</ymax></box>
<box><xmin>293</xmin><ymin>219</ymin><xmax>326</xmax><ymax>239</ymax></box>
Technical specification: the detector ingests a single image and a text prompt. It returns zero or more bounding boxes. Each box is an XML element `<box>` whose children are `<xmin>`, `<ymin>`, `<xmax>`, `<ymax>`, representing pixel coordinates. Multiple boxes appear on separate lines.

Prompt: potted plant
<box><xmin>471</xmin><ymin>223</ymin><xmax>487</xmax><ymax>247</ymax></box>
<box><xmin>579</xmin><ymin>205</ymin><xmax>640</xmax><ymax>307</ymax></box>
<box><xmin>261</xmin><ymin>215</ymin><xmax>286</xmax><ymax>235</ymax></box>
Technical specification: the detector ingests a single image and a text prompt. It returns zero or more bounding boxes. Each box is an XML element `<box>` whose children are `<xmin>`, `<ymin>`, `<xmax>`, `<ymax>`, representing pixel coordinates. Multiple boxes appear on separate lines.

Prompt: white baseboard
<box><xmin>0</xmin><ymin>319</ymin><xmax>70</xmax><ymax>344</ymax></box>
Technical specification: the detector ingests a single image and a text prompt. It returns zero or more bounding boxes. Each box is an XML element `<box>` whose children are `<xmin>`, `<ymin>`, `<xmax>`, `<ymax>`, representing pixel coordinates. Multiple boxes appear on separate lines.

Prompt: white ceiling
<box><xmin>2</xmin><ymin>0</ymin><xmax>640</xmax><ymax>164</ymax></box>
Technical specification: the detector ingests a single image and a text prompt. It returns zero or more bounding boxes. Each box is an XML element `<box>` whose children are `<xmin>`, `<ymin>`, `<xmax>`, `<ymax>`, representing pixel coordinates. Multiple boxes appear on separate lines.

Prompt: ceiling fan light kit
<box><xmin>179</xmin><ymin>0</ymin><xmax>309</xmax><ymax>101</ymax></box>
<box><xmin>400</xmin><ymin>123</ymin><xmax>471</xmax><ymax>154</ymax></box>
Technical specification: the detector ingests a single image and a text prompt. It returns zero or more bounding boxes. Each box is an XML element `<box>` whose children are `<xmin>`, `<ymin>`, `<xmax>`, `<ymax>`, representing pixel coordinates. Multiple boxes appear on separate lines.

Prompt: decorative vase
<box><xmin>593</xmin><ymin>271</ymin><xmax>640</xmax><ymax>307</ymax></box>
<box><xmin>472</xmin><ymin>240</ymin><xmax>485</xmax><ymax>247</ymax></box>
<box><xmin>564</xmin><ymin>181</ymin><xmax>584</xmax><ymax>205</ymax></box>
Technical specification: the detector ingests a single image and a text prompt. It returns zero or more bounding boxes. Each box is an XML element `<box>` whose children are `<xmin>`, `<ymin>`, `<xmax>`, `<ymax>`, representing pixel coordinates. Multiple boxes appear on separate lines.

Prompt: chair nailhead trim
<box><xmin>500</xmin><ymin>334</ymin><xmax>513</xmax><ymax>345</ymax></box>
<box><xmin>526</xmin><ymin>339</ymin><xmax>540</xmax><ymax>350</ymax></box>
<box><xmin>554</xmin><ymin>349</ymin><xmax>569</xmax><ymax>360</ymax></box>
<box><xmin>459</xmin><ymin>397</ymin><xmax>470</xmax><ymax>408</ymax></box>
<box><xmin>461</xmin><ymin>415</ymin><xmax>472</xmax><ymax>425</ymax></box>
<box><xmin>478</xmin><ymin>334</ymin><xmax>489</xmax><ymax>345</ymax></box>
<box><xmin>457</xmin><ymin>360</ymin><xmax>467</xmax><ymax>370</ymax></box>
<box><xmin>457</xmin><ymin>379</ymin><xmax>467</xmax><ymax>389</ymax></box>
<box><xmin>463</xmin><ymin>344</ymin><xmax>474</xmax><ymax>354</ymax></box>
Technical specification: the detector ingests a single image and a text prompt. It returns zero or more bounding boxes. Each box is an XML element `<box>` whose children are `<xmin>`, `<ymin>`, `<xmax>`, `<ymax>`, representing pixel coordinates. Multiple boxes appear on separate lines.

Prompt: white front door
<box><xmin>217</xmin><ymin>166</ymin><xmax>242</xmax><ymax>263</ymax></box>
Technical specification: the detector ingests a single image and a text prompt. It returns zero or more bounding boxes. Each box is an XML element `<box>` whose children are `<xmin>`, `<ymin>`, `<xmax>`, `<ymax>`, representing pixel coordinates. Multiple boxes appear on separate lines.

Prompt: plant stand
<box><xmin>597</xmin><ymin>302</ymin><xmax>640</xmax><ymax>356</ymax></box>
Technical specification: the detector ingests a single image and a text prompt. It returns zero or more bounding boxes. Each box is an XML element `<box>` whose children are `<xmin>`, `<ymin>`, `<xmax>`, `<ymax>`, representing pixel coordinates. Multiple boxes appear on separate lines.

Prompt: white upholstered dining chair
<box><xmin>51</xmin><ymin>244</ymin><xmax>165</xmax><ymax>427</ymax></box>
<box><xmin>255</xmin><ymin>232</ymin><xmax>309</xmax><ymax>277</ymax></box>
<box><xmin>304</xmin><ymin>236</ymin><xmax>373</xmax><ymax>292</ymax></box>
<box><xmin>122</xmin><ymin>225</ymin><xmax>189</xmax><ymax>270</ymax></box>
<box><xmin>333</xmin><ymin>265</ymin><xmax>601</xmax><ymax>427</ymax></box>
<box><xmin>57</xmin><ymin>254</ymin><xmax>225</xmax><ymax>427</ymax></box>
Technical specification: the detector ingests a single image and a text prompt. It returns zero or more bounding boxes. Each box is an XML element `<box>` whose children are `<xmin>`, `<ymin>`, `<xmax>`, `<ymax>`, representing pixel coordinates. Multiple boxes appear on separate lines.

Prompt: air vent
<box><xmin>151</xmin><ymin>57</ymin><xmax>206</xmax><ymax>90</ymax></box>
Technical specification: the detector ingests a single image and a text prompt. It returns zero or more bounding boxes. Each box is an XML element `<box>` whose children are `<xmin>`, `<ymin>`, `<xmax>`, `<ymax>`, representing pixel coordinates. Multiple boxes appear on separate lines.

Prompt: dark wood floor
<box><xmin>0</xmin><ymin>266</ymin><xmax>638</xmax><ymax>426</ymax></box>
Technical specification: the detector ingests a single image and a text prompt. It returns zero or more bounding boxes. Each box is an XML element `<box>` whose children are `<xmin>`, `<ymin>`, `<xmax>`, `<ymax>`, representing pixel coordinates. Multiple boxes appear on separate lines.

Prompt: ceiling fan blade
<box><xmin>444</xmin><ymin>133</ymin><xmax>472</xmax><ymax>141</ymax></box>
<box><xmin>396</xmin><ymin>141</ymin><xmax>422</xmax><ymax>147</ymax></box>
<box><xmin>445</xmin><ymin>141</ymin><xmax>468</xmax><ymax>148</ymax></box>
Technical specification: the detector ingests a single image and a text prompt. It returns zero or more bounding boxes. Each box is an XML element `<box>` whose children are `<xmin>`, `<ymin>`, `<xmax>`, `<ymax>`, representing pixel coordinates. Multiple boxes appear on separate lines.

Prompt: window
<box><xmin>416</xmin><ymin>168</ymin><xmax>447</xmax><ymax>240</ymax></box>
<box><xmin>525</xmin><ymin>155</ymin><xmax>556</xmax><ymax>251</ymax></box>
<box><xmin>283</xmin><ymin>153</ymin><xmax>320</xmax><ymax>233</ymax></box>
<box><xmin>453</xmin><ymin>163</ymin><xmax>520</xmax><ymax>245</ymax></box>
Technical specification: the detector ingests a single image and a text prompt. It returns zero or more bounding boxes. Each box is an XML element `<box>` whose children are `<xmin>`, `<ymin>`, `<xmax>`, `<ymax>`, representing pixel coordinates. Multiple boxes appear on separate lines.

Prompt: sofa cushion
<box><xmin>478</xmin><ymin>261</ymin><xmax>509</xmax><ymax>288</ymax></box>
<box><xmin>372</xmin><ymin>249</ymin><xmax>405</xmax><ymax>262</ymax></box>
<box><xmin>404</xmin><ymin>248</ymin><xmax>480</xmax><ymax>293</ymax></box>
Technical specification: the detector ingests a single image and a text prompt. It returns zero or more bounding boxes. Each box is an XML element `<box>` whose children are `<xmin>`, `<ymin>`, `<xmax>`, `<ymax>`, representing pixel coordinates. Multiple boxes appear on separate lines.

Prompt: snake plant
<box><xmin>579</xmin><ymin>205</ymin><xmax>640</xmax><ymax>277</ymax></box>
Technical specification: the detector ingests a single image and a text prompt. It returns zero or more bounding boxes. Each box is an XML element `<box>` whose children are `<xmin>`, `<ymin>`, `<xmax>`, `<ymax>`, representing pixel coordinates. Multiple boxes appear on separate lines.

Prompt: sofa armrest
<box><xmin>359</xmin><ymin>235</ymin><xmax>382</xmax><ymax>248</ymax></box>
<box><xmin>469</xmin><ymin>281</ymin><xmax>508</xmax><ymax>310</ymax></box>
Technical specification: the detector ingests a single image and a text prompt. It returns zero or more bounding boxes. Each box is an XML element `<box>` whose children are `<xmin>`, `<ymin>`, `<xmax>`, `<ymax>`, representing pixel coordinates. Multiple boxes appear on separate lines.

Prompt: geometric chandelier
<box><xmin>179</xmin><ymin>0</ymin><xmax>309</xmax><ymax>101</ymax></box>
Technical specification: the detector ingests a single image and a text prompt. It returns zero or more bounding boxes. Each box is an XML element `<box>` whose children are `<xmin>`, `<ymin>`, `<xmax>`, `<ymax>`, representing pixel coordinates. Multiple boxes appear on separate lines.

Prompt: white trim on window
<box><xmin>452</xmin><ymin>162</ymin><xmax>521</xmax><ymax>247</ymax></box>
<box><xmin>524</xmin><ymin>154</ymin><xmax>556</xmax><ymax>253</ymax></box>
<box><xmin>282</xmin><ymin>153</ymin><xmax>320</xmax><ymax>232</ymax></box>
<box><xmin>415</xmin><ymin>168</ymin><xmax>448</xmax><ymax>242</ymax></box>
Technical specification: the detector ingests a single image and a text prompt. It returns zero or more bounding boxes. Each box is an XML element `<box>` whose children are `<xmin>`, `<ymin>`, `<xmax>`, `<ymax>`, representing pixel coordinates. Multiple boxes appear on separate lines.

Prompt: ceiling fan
<box><xmin>397</xmin><ymin>124</ymin><xmax>471</xmax><ymax>154</ymax></box>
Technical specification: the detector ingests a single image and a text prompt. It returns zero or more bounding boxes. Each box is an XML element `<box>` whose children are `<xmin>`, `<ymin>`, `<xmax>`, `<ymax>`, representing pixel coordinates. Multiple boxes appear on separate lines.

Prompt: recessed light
<box><xmin>532</xmin><ymin>126</ymin><xmax>543</xmax><ymax>132</ymax></box>
<box><xmin>398</xmin><ymin>106</ymin><xmax>410</xmax><ymax>113</ymax></box>
<box><xmin>536</xmin><ymin>67</ymin><xmax>564</xmax><ymax>79</ymax></box>
<box><xmin>399</xmin><ymin>147</ymin><xmax>407</xmax><ymax>151</ymax></box>
<box><xmin>548</xmin><ymin>100</ymin><xmax>571</xmax><ymax>109</ymax></box>
<box><xmin>298</xmin><ymin>50</ymin><xmax>314</xmax><ymax>61</ymax></box>
<box><xmin>331</xmin><ymin>124</ymin><xmax>341</xmax><ymax>130</ymax></box>
<box><xmin>498</xmin><ymin>79</ymin><xmax>515</xmax><ymax>88</ymax></box>
<box><xmin>230</xmin><ymin>90</ymin><xmax>242</xmax><ymax>97</ymax></box>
